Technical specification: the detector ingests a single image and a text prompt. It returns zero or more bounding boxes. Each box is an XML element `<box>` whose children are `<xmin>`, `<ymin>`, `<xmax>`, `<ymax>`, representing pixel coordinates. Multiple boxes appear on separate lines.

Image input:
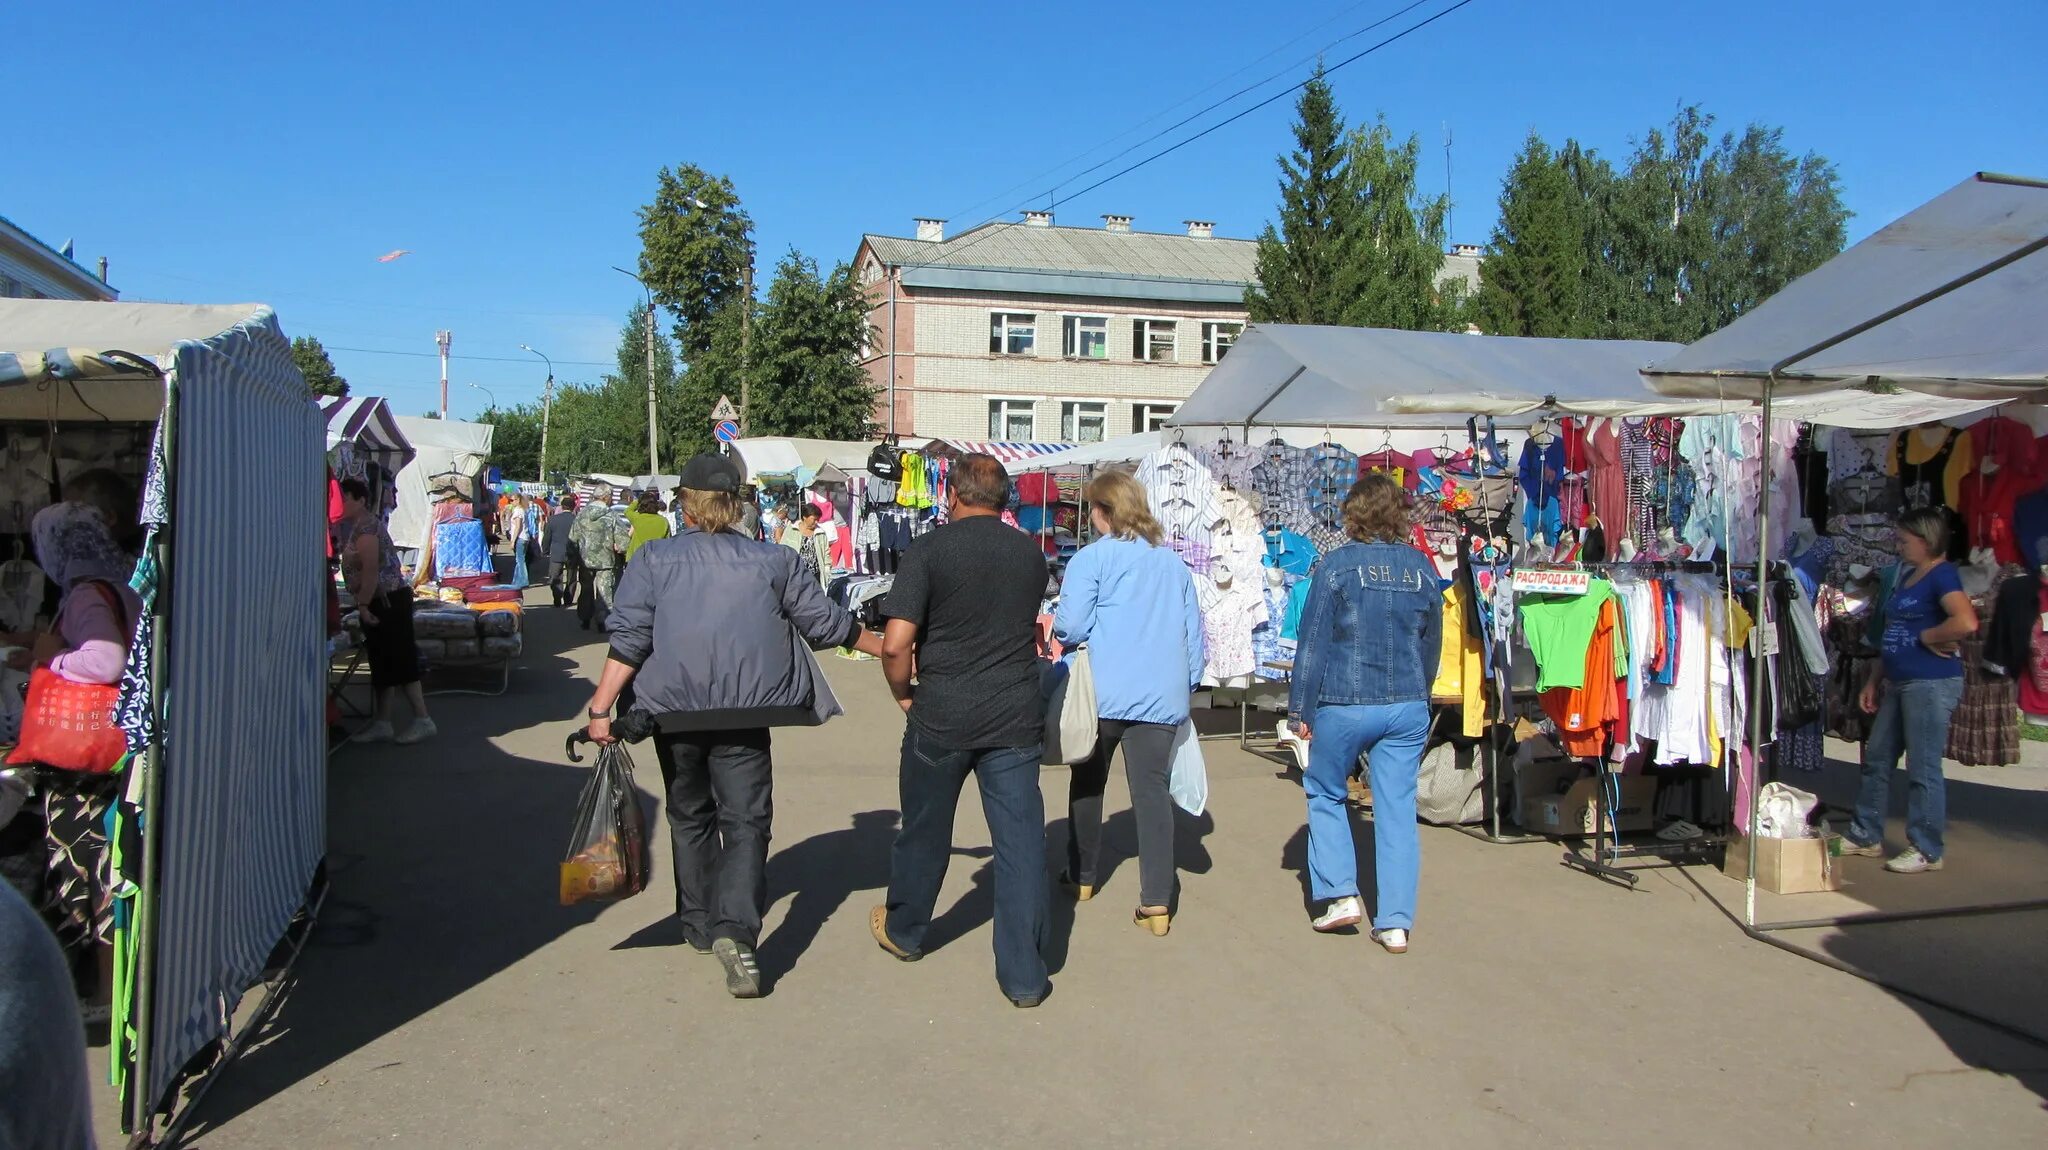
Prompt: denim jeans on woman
<box><xmin>1850</xmin><ymin>676</ymin><xmax>1964</xmax><ymax>860</ymax></box>
<box><xmin>1303</xmin><ymin>701</ymin><xmax>1430</xmax><ymax>930</ymax></box>
<box><xmin>883</xmin><ymin>726</ymin><xmax>1050</xmax><ymax>1000</ymax></box>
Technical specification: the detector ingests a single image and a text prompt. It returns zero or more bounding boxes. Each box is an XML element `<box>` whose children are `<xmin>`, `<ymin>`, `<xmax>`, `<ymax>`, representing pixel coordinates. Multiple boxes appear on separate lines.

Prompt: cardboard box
<box><xmin>1515</xmin><ymin>761</ymin><xmax>1655</xmax><ymax>837</ymax></box>
<box><xmin>1723</xmin><ymin>833</ymin><xmax>1842</xmax><ymax>894</ymax></box>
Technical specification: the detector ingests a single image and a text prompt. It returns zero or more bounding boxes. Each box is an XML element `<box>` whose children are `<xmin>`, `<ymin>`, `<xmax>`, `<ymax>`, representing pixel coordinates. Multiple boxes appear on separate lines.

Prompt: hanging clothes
<box><xmin>1895</xmin><ymin>426</ymin><xmax>1972</xmax><ymax>560</ymax></box>
<box><xmin>1137</xmin><ymin>443</ymin><xmax>1225</xmax><ymax>572</ymax></box>
<box><xmin>1584</xmin><ymin>418</ymin><xmax>1630</xmax><ymax>543</ymax></box>
<box><xmin>1518</xmin><ymin>434</ymin><xmax>1566</xmax><ymax>544</ymax></box>
<box><xmin>1958</xmin><ymin>416</ymin><xmax>2041</xmax><ymax>565</ymax></box>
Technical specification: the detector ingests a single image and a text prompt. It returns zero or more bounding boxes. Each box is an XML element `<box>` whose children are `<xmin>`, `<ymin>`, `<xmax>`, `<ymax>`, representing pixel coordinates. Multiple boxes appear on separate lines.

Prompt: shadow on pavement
<box><xmin>1282</xmin><ymin>810</ymin><xmax>1383</xmax><ymax>930</ymax></box>
<box><xmin>183</xmin><ymin>600</ymin><xmax>628</xmax><ymax>1138</ymax></box>
<box><xmin>754</xmin><ymin>809</ymin><xmax>900</xmax><ymax>987</ymax></box>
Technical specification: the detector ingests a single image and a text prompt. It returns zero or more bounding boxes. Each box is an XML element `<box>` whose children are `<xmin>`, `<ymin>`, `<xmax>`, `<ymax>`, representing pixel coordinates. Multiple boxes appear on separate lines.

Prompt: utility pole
<box><xmin>520</xmin><ymin>345</ymin><xmax>555</xmax><ymax>483</ymax></box>
<box><xmin>436</xmin><ymin>329</ymin><xmax>451</xmax><ymax>418</ymax></box>
<box><xmin>644</xmin><ymin>301</ymin><xmax>660</xmax><ymax>475</ymax></box>
<box><xmin>738</xmin><ymin>256</ymin><xmax>753</xmax><ymax>437</ymax></box>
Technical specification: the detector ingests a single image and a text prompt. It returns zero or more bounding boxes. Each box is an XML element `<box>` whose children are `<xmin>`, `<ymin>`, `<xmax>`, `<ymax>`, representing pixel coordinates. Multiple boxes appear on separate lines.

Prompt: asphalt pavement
<box><xmin>138</xmin><ymin>592</ymin><xmax>2048</xmax><ymax>1148</ymax></box>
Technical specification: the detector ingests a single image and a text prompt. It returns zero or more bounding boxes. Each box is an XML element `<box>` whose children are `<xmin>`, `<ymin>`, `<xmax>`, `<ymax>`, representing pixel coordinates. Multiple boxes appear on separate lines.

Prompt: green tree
<box><xmin>1341</xmin><ymin>115</ymin><xmax>1461</xmax><ymax>331</ymax></box>
<box><xmin>1474</xmin><ymin>134</ymin><xmax>1588</xmax><ymax>337</ymax></box>
<box><xmin>475</xmin><ymin>404</ymin><xmax>544</xmax><ymax>479</ymax></box>
<box><xmin>749</xmin><ymin>251</ymin><xmax>877</xmax><ymax>441</ymax></box>
<box><xmin>637</xmin><ymin>164</ymin><xmax>755</xmax><ymax>358</ymax></box>
<box><xmin>1246</xmin><ymin>65</ymin><xmax>1353</xmax><ymax>324</ymax></box>
<box><xmin>292</xmin><ymin>335</ymin><xmax>348</xmax><ymax>398</ymax></box>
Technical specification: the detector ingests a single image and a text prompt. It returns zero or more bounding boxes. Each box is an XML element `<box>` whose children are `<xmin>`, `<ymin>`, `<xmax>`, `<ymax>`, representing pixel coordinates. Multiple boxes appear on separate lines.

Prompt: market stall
<box><xmin>389</xmin><ymin>414</ymin><xmax>494</xmax><ymax>553</ymax></box>
<box><xmin>0</xmin><ymin>300</ymin><xmax>326</xmax><ymax>1140</ymax></box>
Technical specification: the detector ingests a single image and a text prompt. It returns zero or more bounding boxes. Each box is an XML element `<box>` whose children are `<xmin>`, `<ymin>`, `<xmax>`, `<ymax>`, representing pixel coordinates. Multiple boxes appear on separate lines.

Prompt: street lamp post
<box><xmin>519</xmin><ymin>344</ymin><xmax>555</xmax><ymax>482</ymax></box>
<box><xmin>467</xmin><ymin>380</ymin><xmax>497</xmax><ymax>412</ymax></box>
<box><xmin>612</xmin><ymin>266</ymin><xmax>661</xmax><ymax>477</ymax></box>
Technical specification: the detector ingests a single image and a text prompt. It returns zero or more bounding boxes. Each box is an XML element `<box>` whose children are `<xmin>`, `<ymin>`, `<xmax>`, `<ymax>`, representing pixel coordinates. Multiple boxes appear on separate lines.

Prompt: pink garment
<box><xmin>1585</xmin><ymin>419</ymin><xmax>1629</xmax><ymax>542</ymax></box>
<box><xmin>49</xmin><ymin>581</ymin><xmax>139</xmax><ymax>686</ymax></box>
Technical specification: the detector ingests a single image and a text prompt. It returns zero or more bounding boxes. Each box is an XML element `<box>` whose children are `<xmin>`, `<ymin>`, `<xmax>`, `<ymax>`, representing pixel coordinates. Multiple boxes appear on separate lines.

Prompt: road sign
<box><xmin>714</xmin><ymin>419</ymin><xmax>741</xmax><ymax>444</ymax></box>
<box><xmin>710</xmin><ymin>395</ymin><xmax>739</xmax><ymax>421</ymax></box>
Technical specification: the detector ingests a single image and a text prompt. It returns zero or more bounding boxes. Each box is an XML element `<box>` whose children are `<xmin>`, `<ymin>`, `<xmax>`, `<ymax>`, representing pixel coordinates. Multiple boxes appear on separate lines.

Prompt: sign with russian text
<box><xmin>1511</xmin><ymin>568</ymin><xmax>1592</xmax><ymax>596</ymax></box>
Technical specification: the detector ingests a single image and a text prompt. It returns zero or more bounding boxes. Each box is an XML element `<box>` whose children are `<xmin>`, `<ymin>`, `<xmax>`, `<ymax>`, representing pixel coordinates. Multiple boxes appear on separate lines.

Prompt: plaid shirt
<box><xmin>1305</xmin><ymin>443</ymin><xmax>1358</xmax><ymax>532</ymax></box>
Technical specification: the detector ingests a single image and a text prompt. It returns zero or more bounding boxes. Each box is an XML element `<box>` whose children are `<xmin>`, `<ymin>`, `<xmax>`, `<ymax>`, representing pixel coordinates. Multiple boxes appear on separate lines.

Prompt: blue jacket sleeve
<box><xmin>605</xmin><ymin>555</ymin><xmax>657</xmax><ymax>669</ymax></box>
<box><xmin>1288</xmin><ymin>568</ymin><xmax>1338</xmax><ymax>726</ymax></box>
<box><xmin>1053</xmin><ymin>547</ymin><xmax>1099</xmax><ymax>649</ymax></box>
<box><xmin>1182</xmin><ymin>566</ymin><xmax>1207</xmax><ymax>690</ymax></box>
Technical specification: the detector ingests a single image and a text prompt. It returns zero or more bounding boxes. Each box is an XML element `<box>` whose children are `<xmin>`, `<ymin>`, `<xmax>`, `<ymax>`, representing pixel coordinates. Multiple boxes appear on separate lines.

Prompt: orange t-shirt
<box><xmin>1542</xmin><ymin>598</ymin><xmax>1620</xmax><ymax>758</ymax></box>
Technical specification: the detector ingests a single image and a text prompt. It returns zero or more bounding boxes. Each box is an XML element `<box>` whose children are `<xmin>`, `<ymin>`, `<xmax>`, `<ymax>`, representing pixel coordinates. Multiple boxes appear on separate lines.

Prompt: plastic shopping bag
<box><xmin>1168</xmin><ymin>718</ymin><xmax>1208</xmax><ymax>817</ymax></box>
<box><xmin>559</xmin><ymin>738</ymin><xmax>649</xmax><ymax>906</ymax></box>
<box><xmin>1755</xmin><ymin>781</ymin><xmax>1819</xmax><ymax>839</ymax></box>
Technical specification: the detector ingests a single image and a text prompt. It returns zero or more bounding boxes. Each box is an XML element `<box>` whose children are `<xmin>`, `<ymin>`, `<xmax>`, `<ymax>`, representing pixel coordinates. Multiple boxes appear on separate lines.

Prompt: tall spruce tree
<box><xmin>1246</xmin><ymin>66</ymin><xmax>1352</xmax><ymax>324</ymax></box>
<box><xmin>1474</xmin><ymin>134</ymin><xmax>1587</xmax><ymax>337</ymax></box>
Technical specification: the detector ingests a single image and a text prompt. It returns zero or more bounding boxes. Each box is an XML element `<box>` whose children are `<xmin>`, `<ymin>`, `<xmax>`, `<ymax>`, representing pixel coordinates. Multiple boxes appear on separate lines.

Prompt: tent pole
<box><xmin>1242</xmin><ymin>366</ymin><xmax>1307</xmax><ymax>428</ymax></box>
<box><xmin>1743</xmin><ymin>372</ymin><xmax>1776</xmax><ymax>929</ymax></box>
<box><xmin>129</xmin><ymin>366</ymin><xmax>179</xmax><ymax>1137</ymax></box>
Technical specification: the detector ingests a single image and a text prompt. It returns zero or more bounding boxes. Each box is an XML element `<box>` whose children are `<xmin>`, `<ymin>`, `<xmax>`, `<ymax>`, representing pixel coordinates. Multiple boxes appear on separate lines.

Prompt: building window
<box><xmin>989</xmin><ymin>398</ymin><xmax>1036</xmax><ymax>441</ymax></box>
<box><xmin>1062</xmin><ymin>315</ymin><xmax>1109</xmax><ymax>359</ymax></box>
<box><xmin>1061</xmin><ymin>402</ymin><xmax>1107</xmax><ymax>443</ymax></box>
<box><xmin>1202</xmin><ymin>322</ymin><xmax>1242</xmax><ymax>363</ymax></box>
<box><xmin>1132</xmin><ymin>403</ymin><xmax>1178</xmax><ymax>433</ymax></box>
<box><xmin>1133</xmin><ymin>319</ymin><xmax>1178</xmax><ymax>363</ymax></box>
<box><xmin>989</xmin><ymin>312</ymin><xmax>1036</xmax><ymax>355</ymax></box>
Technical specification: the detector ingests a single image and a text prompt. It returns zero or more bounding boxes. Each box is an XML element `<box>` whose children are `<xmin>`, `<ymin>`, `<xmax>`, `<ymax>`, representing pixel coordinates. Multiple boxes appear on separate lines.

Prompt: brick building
<box><xmin>853</xmin><ymin>213</ymin><xmax>1481</xmax><ymax>442</ymax></box>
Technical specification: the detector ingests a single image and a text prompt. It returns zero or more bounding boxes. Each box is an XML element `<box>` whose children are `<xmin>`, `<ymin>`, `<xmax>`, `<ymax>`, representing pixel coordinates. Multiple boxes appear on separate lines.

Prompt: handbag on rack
<box><xmin>1040</xmin><ymin>649</ymin><xmax>1098</xmax><ymax>766</ymax></box>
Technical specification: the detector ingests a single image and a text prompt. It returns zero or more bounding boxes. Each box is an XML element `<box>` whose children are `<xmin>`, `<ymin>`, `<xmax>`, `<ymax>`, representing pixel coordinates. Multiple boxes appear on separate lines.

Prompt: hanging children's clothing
<box><xmin>1518</xmin><ymin>433</ymin><xmax>1566</xmax><ymax>544</ymax></box>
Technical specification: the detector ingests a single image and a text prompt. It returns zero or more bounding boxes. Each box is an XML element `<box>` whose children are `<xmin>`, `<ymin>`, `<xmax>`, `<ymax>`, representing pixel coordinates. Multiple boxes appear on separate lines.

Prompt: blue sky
<box><xmin>12</xmin><ymin>1</ymin><xmax>2045</xmax><ymax>418</ymax></box>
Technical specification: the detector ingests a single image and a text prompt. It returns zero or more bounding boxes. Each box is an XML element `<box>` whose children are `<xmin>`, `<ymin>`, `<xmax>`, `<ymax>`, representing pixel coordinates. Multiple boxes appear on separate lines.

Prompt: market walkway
<box><xmin>156</xmin><ymin>595</ymin><xmax>2048</xmax><ymax>1147</ymax></box>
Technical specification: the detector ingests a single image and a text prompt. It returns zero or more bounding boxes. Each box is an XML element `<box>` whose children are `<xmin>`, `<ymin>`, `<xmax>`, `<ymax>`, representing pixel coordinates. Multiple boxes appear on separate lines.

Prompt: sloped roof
<box><xmin>865</xmin><ymin>222</ymin><xmax>1258</xmax><ymax>285</ymax></box>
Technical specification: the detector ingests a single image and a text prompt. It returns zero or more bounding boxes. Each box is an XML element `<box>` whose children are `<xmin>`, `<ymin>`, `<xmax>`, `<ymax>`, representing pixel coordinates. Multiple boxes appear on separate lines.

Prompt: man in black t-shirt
<box><xmin>871</xmin><ymin>453</ymin><xmax>1054</xmax><ymax>1007</ymax></box>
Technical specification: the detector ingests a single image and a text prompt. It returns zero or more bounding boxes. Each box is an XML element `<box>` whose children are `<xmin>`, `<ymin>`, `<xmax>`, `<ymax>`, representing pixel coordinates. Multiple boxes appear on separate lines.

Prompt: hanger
<box><xmin>1375</xmin><ymin>426</ymin><xmax>1394</xmax><ymax>456</ymax></box>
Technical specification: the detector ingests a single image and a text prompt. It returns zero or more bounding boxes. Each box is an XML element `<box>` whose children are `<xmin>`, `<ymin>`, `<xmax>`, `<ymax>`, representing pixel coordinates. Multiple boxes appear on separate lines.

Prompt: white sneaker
<box><xmin>395</xmin><ymin>718</ymin><xmax>438</xmax><ymax>745</ymax></box>
<box><xmin>1370</xmin><ymin>927</ymin><xmax>1409</xmax><ymax>954</ymax></box>
<box><xmin>1885</xmin><ymin>848</ymin><xmax>1943</xmax><ymax>874</ymax></box>
<box><xmin>354</xmin><ymin>721</ymin><xmax>396</xmax><ymax>744</ymax></box>
<box><xmin>1312</xmin><ymin>896</ymin><xmax>1363</xmax><ymax>933</ymax></box>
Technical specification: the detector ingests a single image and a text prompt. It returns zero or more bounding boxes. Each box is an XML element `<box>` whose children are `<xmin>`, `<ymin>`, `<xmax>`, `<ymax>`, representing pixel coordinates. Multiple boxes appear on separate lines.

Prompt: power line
<box><xmin>901</xmin><ymin>0</ymin><xmax>1478</xmax><ymax>275</ymax></box>
<box><xmin>325</xmin><ymin>344</ymin><xmax>613</xmax><ymax>368</ymax></box>
<box><xmin>938</xmin><ymin>0</ymin><xmax>1407</xmax><ymax>226</ymax></box>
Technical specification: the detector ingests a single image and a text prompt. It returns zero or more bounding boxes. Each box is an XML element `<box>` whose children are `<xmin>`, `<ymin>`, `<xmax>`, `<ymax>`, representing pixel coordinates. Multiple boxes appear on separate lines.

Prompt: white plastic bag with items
<box><xmin>1168</xmin><ymin>719</ymin><xmax>1208</xmax><ymax>817</ymax></box>
<box><xmin>1755</xmin><ymin>781</ymin><xmax>1820</xmax><ymax>838</ymax></box>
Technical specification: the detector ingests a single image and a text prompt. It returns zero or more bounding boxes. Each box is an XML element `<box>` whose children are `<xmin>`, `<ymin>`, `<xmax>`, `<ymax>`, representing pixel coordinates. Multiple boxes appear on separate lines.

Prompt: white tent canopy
<box><xmin>731</xmin><ymin>436</ymin><xmax>920</xmax><ymax>484</ymax></box>
<box><xmin>1008</xmin><ymin>431</ymin><xmax>1162</xmax><ymax>473</ymax></box>
<box><xmin>390</xmin><ymin>415</ymin><xmax>494</xmax><ymax>550</ymax></box>
<box><xmin>0</xmin><ymin>301</ymin><xmax>280</xmax><ymax>422</ymax></box>
<box><xmin>1166</xmin><ymin>324</ymin><xmax>1683</xmax><ymax>428</ymax></box>
<box><xmin>1645</xmin><ymin>172</ymin><xmax>2048</xmax><ymax>399</ymax></box>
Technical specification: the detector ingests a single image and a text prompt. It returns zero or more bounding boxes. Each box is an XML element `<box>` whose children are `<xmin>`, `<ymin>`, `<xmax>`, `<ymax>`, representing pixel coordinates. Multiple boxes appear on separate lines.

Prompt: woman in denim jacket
<box><xmin>1287</xmin><ymin>475</ymin><xmax>1442</xmax><ymax>952</ymax></box>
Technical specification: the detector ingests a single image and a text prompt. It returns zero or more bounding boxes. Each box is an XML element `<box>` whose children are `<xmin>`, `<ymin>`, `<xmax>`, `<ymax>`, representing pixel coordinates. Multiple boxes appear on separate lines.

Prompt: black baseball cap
<box><xmin>678</xmin><ymin>452</ymin><xmax>742</xmax><ymax>494</ymax></box>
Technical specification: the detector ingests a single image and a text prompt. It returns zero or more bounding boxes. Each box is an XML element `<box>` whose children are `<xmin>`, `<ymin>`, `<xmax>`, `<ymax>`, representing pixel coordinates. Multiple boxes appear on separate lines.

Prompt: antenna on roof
<box><xmin>1443</xmin><ymin>123</ymin><xmax>1455</xmax><ymax>244</ymax></box>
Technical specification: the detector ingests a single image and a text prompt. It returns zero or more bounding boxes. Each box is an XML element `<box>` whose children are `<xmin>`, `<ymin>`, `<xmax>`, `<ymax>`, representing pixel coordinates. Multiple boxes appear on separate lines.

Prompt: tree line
<box><xmin>1247</xmin><ymin>66</ymin><xmax>1851</xmax><ymax>343</ymax></box>
<box><xmin>479</xmin><ymin>166</ymin><xmax>877</xmax><ymax>481</ymax></box>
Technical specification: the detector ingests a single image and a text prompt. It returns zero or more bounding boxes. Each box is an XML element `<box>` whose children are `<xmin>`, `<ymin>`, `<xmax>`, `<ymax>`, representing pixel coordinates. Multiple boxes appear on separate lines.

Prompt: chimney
<box><xmin>914</xmin><ymin>218</ymin><xmax>945</xmax><ymax>242</ymax></box>
<box><xmin>96</xmin><ymin>257</ymin><xmax>109</xmax><ymax>283</ymax></box>
<box><xmin>1023</xmin><ymin>210</ymin><xmax>1054</xmax><ymax>227</ymax></box>
<box><xmin>1184</xmin><ymin>220</ymin><xmax>1215</xmax><ymax>239</ymax></box>
<box><xmin>1102</xmin><ymin>214</ymin><xmax>1133</xmax><ymax>233</ymax></box>
<box><xmin>1451</xmin><ymin>243</ymin><xmax>1482</xmax><ymax>259</ymax></box>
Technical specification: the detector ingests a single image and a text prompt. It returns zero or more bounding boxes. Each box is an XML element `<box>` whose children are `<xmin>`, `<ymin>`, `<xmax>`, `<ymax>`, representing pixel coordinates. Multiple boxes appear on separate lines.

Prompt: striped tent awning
<box><xmin>321</xmin><ymin>395</ymin><xmax>415</xmax><ymax>470</ymax></box>
<box><xmin>928</xmin><ymin>439</ymin><xmax>1074</xmax><ymax>464</ymax></box>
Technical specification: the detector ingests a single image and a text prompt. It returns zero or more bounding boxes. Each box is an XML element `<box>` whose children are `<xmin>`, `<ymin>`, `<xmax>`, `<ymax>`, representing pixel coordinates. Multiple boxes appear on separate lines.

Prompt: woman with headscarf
<box><xmin>2</xmin><ymin>503</ymin><xmax>142</xmax><ymax>1018</ymax></box>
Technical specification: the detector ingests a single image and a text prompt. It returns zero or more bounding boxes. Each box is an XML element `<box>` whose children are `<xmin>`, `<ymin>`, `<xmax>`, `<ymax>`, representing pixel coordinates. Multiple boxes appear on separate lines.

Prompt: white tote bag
<box><xmin>1041</xmin><ymin>649</ymin><xmax>1098</xmax><ymax>766</ymax></box>
<box><xmin>1168</xmin><ymin>718</ymin><xmax>1208</xmax><ymax>817</ymax></box>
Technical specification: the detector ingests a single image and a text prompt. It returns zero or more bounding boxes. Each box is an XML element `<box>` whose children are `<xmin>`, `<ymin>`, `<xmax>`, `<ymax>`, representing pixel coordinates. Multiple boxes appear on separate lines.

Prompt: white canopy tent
<box><xmin>1165</xmin><ymin>324</ymin><xmax>1683</xmax><ymax>429</ymax></box>
<box><xmin>1644</xmin><ymin>173</ymin><xmax>2048</xmax><ymax>401</ymax></box>
<box><xmin>731</xmin><ymin>436</ymin><xmax>923</xmax><ymax>485</ymax></box>
<box><xmin>389</xmin><ymin>415</ymin><xmax>494</xmax><ymax>551</ymax></box>
<box><xmin>0</xmin><ymin>300</ymin><xmax>326</xmax><ymax>1138</ymax></box>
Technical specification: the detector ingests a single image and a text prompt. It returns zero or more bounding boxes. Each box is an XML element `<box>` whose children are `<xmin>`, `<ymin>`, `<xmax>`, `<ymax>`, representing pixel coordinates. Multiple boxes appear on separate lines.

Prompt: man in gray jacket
<box><xmin>586</xmin><ymin>453</ymin><xmax>881</xmax><ymax>998</ymax></box>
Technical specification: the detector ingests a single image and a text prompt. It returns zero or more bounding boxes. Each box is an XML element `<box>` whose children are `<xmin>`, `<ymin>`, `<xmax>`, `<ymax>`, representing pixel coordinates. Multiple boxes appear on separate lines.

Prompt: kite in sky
<box><xmin>377</xmin><ymin>249</ymin><xmax>411</xmax><ymax>263</ymax></box>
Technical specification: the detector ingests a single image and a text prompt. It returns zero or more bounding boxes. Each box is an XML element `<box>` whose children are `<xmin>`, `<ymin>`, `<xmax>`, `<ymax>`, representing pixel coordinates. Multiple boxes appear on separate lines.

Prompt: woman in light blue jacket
<box><xmin>1053</xmin><ymin>470</ymin><xmax>1206</xmax><ymax>936</ymax></box>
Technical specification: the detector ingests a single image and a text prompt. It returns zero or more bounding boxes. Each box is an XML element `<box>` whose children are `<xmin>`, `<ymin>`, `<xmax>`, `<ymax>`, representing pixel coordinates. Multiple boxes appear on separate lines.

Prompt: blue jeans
<box><xmin>884</xmin><ymin>726</ymin><xmax>1050</xmax><ymax>1000</ymax></box>
<box><xmin>1303</xmin><ymin>701</ymin><xmax>1429</xmax><ymax>930</ymax></box>
<box><xmin>1850</xmin><ymin>676</ymin><xmax>1963</xmax><ymax>860</ymax></box>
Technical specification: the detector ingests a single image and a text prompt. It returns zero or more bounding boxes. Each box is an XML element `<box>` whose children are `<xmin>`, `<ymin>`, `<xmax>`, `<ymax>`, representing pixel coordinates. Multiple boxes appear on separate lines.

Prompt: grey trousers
<box><xmin>1065</xmin><ymin>719</ymin><xmax>1178</xmax><ymax>907</ymax></box>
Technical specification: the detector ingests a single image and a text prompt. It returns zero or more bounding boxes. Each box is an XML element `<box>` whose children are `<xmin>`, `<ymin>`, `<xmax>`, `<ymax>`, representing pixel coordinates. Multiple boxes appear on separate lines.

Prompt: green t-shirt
<box><xmin>1517</xmin><ymin>580</ymin><xmax>1614</xmax><ymax>692</ymax></box>
<box><xmin>623</xmin><ymin>509</ymin><xmax>671</xmax><ymax>560</ymax></box>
